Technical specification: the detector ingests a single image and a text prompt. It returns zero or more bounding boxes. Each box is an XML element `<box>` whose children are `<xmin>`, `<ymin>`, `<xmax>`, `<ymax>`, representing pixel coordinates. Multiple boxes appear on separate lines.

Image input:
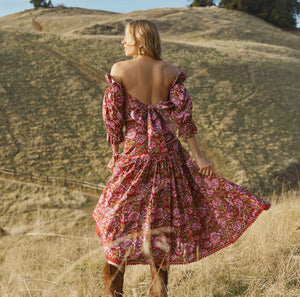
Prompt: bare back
<box><xmin>111</xmin><ymin>57</ymin><xmax>179</xmax><ymax>106</ymax></box>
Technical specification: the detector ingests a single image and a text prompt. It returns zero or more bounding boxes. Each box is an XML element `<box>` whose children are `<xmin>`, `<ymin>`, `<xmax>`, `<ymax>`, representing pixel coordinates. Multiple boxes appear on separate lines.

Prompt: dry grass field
<box><xmin>0</xmin><ymin>178</ymin><xmax>299</xmax><ymax>296</ymax></box>
<box><xmin>0</xmin><ymin>6</ymin><xmax>299</xmax><ymax>192</ymax></box>
<box><xmin>0</xmin><ymin>5</ymin><xmax>300</xmax><ymax>296</ymax></box>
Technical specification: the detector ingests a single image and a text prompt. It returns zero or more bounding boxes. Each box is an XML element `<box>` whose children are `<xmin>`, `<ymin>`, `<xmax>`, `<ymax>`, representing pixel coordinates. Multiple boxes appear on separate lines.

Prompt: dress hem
<box><xmin>92</xmin><ymin>204</ymin><xmax>268</xmax><ymax>266</ymax></box>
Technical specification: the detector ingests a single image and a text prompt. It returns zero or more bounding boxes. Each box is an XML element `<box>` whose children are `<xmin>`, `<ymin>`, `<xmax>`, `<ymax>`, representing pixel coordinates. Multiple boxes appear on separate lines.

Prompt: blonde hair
<box><xmin>126</xmin><ymin>20</ymin><xmax>161</xmax><ymax>60</ymax></box>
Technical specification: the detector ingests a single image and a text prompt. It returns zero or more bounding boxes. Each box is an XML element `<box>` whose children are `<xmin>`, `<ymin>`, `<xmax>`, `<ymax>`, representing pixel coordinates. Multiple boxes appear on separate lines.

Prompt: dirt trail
<box><xmin>0</xmin><ymin>177</ymin><xmax>100</xmax><ymax>199</ymax></box>
<box><xmin>5</xmin><ymin>30</ymin><xmax>107</xmax><ymax>90</ymax></box>
<box><xmin>164</xmin><ymin>38</ymin><xmax>300</xmax><ymax>62</ymax></box>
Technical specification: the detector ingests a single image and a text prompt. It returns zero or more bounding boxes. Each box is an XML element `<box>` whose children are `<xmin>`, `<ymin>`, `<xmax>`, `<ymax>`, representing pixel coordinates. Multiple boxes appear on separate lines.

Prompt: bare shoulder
<box><xmin>110</xmin><ymin>60</ymin><xmax>132</xmax><ymax>83</ymax></box>
<box><xmin>159</xmin><ymin>60</ymin><xmax>180</xmax><ymax>83</ymax></box>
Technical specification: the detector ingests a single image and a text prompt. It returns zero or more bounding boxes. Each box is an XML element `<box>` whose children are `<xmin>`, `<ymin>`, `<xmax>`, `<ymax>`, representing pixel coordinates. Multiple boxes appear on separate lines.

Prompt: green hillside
<box><xmin>0</xmin><ymin>6</ymin><xmax>300</xmax><ymax>192</ymax></box>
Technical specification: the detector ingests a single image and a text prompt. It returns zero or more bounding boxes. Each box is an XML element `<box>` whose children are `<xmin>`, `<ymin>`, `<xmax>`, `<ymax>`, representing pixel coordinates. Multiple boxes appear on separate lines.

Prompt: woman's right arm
<box><xmin>103</xmin><ymin>64</ymin><xmax>125</xmax><ymax>173</ymax></box>
<box><xmin>186</xmin><ymin>135</ymin><xmax>213</xmax><ymax>178</ymax></box>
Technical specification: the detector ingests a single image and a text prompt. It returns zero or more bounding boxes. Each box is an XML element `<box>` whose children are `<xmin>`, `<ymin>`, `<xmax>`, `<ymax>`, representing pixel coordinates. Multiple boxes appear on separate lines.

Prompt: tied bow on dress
<box><xmin>102</xmin><ymin>72</ymin><xmax>198</xmax><ymax>155</ymax></box>
<box><xmin>130</xmin><ymin>99</ymin><xmax>174</xmax><ymax>154</ymax></box>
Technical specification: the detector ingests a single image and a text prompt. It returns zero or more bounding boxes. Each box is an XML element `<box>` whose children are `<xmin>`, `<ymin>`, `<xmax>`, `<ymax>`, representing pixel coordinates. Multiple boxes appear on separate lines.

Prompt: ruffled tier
<box><xmin>92</xmin><ymin>141</ymin><xmax>270</xmax><ymax>266</ymax></box>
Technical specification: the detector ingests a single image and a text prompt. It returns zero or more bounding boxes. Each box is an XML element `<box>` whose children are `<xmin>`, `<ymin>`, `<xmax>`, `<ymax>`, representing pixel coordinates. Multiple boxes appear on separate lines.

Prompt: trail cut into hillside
<box><xmin>0</xmin><ymin>6</ymin><xmax>299</xmax><ymax>192</ymax></box>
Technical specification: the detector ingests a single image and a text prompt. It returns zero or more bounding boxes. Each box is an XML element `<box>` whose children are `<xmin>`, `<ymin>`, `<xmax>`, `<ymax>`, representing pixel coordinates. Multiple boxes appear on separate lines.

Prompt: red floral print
<box><xmin>92</xmin><ymin>72</ymin><xmax>271</xmax><ymax>266</ymax></box>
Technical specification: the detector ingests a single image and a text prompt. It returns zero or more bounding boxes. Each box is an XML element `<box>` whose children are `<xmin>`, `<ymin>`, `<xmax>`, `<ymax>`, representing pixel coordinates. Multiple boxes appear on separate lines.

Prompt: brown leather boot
<box><xmin>103</xmin><ymin>263</ymin><xmax>124</xmax><ymax>297</ymax></box>
<box><xmin>149</xmin><ymin>264</ymin><xmax>168</xmax><ymax>297</ymax></box>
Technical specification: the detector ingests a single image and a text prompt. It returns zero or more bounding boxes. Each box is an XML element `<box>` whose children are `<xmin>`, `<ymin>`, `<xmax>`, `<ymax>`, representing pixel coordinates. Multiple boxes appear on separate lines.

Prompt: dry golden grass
<box><xmin>0</xmin><ymin>6</ymin><xmax>300</xmax><ymax>192</ymax></box>
<box><xmin>0</xmin><ymin>6</ymin><xmax>300</xmax><ymax>296</ymax></box>
<box><xmin>0</xmin><ymin>178</ymin><xmax>299</xmax><ymax>296</ymax></box>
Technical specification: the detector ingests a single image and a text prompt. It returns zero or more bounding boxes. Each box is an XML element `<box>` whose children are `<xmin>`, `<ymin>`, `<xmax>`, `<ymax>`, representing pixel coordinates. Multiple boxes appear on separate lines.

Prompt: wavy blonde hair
<box><xmin>126</xmin><ymin>20</ymin><xmax>161</xmax><ymax>60</ymax></box>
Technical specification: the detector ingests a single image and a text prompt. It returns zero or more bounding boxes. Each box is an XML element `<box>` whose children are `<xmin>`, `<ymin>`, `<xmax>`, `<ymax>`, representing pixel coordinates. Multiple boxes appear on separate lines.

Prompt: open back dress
<box><xmin>92</xmin><ymin>72</ymin><xmax>271</xmax><ymax>266</ymax></box>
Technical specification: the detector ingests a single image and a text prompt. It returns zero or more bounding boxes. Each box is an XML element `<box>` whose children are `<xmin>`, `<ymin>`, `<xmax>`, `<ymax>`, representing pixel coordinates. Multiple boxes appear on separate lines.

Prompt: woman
<box><xmin>92</xmin><ymin>20</ymin><xmax>270</xmax><ymax>297</ymax></box>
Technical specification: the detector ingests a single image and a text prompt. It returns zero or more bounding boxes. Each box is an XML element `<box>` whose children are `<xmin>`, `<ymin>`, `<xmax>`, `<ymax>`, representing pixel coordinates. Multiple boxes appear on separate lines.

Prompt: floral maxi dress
<box><xmin>92</xmin><ymin>72</ymin><xmax>271</xmax><ymax>266</ymax></box>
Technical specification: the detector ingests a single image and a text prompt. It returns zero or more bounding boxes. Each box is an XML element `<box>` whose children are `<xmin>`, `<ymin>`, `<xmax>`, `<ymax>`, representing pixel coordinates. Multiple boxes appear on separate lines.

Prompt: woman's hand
<box><xmin>185</xmin><ymin>136</ymin><xmax>214</xmax><ymax>179</ymax></box>
<box><xmin>107</xmin><ymin>144</ymin><xmax>119</xmax><ymax>173</ymax></box>
<box><xmin>196</xmin><ymin>157</ymin><xmax>213</xmax><ymax>179</ymax></box>
<box><xmin>107</xmin><ymin>155</ymin><xmax>115</xmax><ymax>173</ymax></box>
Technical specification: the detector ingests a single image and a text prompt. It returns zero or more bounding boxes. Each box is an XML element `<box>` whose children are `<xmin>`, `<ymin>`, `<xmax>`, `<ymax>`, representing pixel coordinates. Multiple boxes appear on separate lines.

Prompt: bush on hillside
<box><xmin>30</xmin><ymin>0</ymin><xmax>53</xmax><ymax>9</ymax></box>
<box><xmin>220</xmin><ymin>0</ymin><xmax>300</xmax><ymax>29</ymax></box>
<box><xmin>189</xmin><ymin>0</ymin><xmax>216</xmax><ymax>7</ymax></box>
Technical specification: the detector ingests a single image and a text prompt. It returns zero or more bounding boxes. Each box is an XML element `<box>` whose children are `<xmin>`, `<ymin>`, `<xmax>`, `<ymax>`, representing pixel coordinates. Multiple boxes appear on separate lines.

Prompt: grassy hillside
<box><xmin>0</xmin><ymin>178</ymin><xmax>299</xmax><ymax>296</ymax></box>
<box><xmin>0</xmin><ymin>6</ymin><xmax>300</xmax><ymax>192</ymax></box>
<box><xmin>0</xmin><ymin>6</ymin><xmax>300</xmax><ymax>296</ymax></box>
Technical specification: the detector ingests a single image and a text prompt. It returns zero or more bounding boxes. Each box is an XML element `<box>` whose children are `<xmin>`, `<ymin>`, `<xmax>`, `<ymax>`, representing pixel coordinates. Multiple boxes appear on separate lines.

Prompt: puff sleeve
<box><xmin>170</xmin><ymin>72</ymin><xmax>198</xmax><ymax>138</ymax></box>
<box><xmin>102</xmin><ymin>74</ymin><xmax>125</xmax><ymax>144</ymax></box>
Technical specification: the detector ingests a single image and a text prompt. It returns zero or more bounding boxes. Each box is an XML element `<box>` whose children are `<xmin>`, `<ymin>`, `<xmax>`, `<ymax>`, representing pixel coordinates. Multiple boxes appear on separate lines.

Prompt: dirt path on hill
<box><xmin>0</xmin><ymin>177</ymin><xmax>100</xmax><ymax>199</ymax></box>
<box><xmin>4</xmin><ymin>30</ymin><xmax>106</xmax><ymax>90</ymax></box>
<box><xmin>164</xmin><ymin>38</ymin><xmax>300</xmax><ymax>62</ymax></box>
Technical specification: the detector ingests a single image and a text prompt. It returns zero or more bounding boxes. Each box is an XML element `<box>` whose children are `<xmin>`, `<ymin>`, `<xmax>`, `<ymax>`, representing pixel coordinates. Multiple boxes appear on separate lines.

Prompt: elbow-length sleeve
<box><xmin>102</xmin><ymin>74</ymin><xmax>125</xmax><ymax>145</ymax></box>
<box><xmin>170</xmin><ymin>72</ymin><xmax>198</xmax><ymax>138</ymax></box>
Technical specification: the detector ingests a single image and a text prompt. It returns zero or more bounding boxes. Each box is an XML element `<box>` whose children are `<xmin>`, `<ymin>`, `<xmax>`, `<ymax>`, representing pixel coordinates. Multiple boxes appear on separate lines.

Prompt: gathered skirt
<box><xmin>92</xmin><ymin>140</ymin><xmax>271</xmax><ymax>266</ymax></box>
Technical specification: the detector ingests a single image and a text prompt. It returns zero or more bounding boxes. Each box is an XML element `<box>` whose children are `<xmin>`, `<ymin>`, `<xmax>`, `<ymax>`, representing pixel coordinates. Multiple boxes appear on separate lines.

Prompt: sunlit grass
<box><xmin>0</xmin><ymin>28</ymin><xmax>299</xmax><ymax>191</ymax></box>
<box><xmin>0</xmin><ymin>179</ymin><xmax>299</xmax><ymax>296</ymax></box>
<box><xmin>0</xmin><ymin>6</ymin><xmax>300</xmax><ymax>296</ymax></box>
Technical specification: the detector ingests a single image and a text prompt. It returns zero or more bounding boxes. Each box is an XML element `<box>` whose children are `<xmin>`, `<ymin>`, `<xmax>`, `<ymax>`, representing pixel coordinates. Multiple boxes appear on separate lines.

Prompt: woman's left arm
<box><xmin>186</xmin><ymin>135</ymin><xmax>213</xmax><ymax>179</ymax></box>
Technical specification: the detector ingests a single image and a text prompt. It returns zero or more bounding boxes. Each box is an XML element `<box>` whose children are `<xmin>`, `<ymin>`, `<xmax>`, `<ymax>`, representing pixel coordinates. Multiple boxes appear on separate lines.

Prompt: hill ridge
<box><xmin>0</xmin><ymin>6</ymin><xmax>299</xmax><ymax>192</ymax></box>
